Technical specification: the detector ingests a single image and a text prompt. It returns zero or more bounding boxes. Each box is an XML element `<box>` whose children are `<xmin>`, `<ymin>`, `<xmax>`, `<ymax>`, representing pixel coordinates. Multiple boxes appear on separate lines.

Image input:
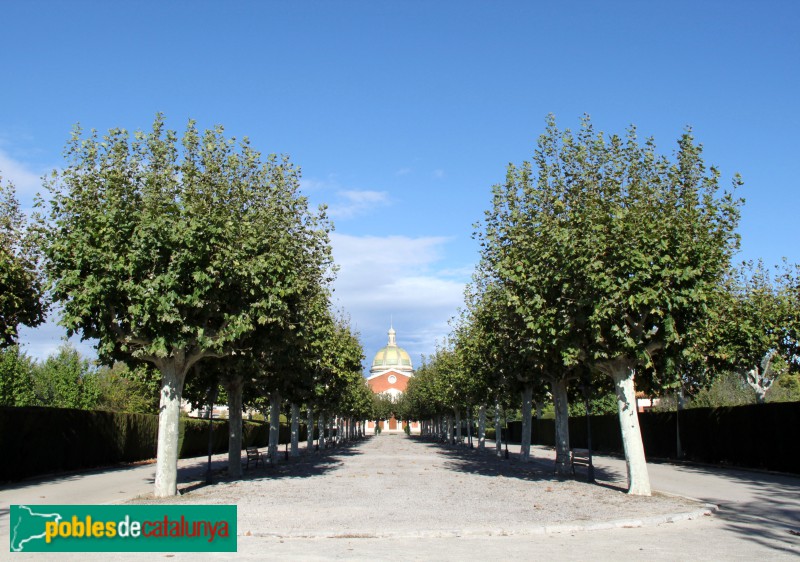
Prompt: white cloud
<box><xmin>330</xmin><ymin>233</ymin><xmax>469</xmax><ymax>370</ymax></box>
<box><xmin>328</xmin><ymin>190</ymin><xmax>391</xmax><ymax>219</ymax></box>
<box><xmin>0</xmin><ymin>148</ymin><xmax>45</xmax><ymax>203</ymax></box>
<box><xmin>17</xmin><ymin>232</ymin><xmax>471</xmax><ymax>368</ymax></box>
<box><xmin>17</xmin><ymin>314</ymin><xmax>98</xmax><ymax>363</ymax></box>
<box><xmin>299</xmin><ymin>177</ymin><xmax>329</xmax><ymax>191</ymax></box>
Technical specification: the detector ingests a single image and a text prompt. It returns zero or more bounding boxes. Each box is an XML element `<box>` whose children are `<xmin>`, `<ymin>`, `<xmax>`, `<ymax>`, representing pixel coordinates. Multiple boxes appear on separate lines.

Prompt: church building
<box><xmin>366</xmin><ymin>327</ymin><xmax>420</xmax><ymax>434</ymax></box>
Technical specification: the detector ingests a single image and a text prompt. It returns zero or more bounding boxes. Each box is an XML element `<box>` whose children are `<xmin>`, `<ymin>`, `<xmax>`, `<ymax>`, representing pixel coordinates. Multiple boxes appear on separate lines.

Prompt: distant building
<box><xmin>366</xmin><ymin>326</ymin><xmax>420</xmax><ymax>434</ymax></box>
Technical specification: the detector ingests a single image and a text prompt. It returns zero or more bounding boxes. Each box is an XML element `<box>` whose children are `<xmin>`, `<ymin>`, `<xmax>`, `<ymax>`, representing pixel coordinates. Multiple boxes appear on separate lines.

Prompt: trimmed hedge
<box><xmin>0</xmin><ymin>406</ymin><xmax>308</xmax><ymax>482</ymax></box>
<box><xmin>0</xmin><ymin>406</ymin><xmax>158</xmax><ymax>481</ymax></box>
<box><xmin>499</xmin><ymin>401</ymin><xmax>800</xmax><ymax>474</ymax></box>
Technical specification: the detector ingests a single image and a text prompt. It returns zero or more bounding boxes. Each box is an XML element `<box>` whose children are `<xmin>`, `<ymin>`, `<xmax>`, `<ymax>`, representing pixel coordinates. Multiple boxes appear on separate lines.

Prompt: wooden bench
<box><xmin>245</xmin><ymin>446</ymin><xmax>264</xmax><ymax>469</ymax></box>
<box><xmin>570</xmin><ymin>448</ymin><xmax>592</xmax><ymax>475</ymax></box>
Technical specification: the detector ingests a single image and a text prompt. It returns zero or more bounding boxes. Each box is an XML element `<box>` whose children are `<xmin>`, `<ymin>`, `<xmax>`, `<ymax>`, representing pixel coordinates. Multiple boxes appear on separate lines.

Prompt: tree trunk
<box><xmin>447</xmin><ymin>414</ymin><xmax>454</xmax><ymax>444</ymax></box>
<box><xmin>225</xmin><ymin>375</ymin><xmax>244</xmax><ymax>478</ymax></box>
<box><xmin>455</xmin><ymin>408</ymin><xmax>462</xmax><ymax>445</ymax></box>
<box><xmin>154</xmin><ymin>360</ymin><xmax>188</xmax><ymax>497</ymax></box>
<box><xmin>290</xmin><ymin>403</ymin><xmax>300</xmax><ymax>457</ymax></box>
<box><xmin>495</xmin><ymin>399</ymin><xmax>502</xmax><ymax>457</ymax></box>
<box><xmin>307</xmin><ymin>407</ymin><xmax>314</xmax><ymax>452</ymax></box>
<box><xmin>552</xmin><ymin>378</ymin><xmax>571</xmax><ymax>475</ymax></box>
<box><xmin>520</xmin><ymin>384</ymin><xmax>533</xmax><ymax>461</ymax></box>
<box><xmin>478</xmin><ymin>404</ymin><xmax>486</xmax><ymax>450</ymax></box>
<box><xmin>319</xmin><ymin>414</ymin><xmax>325</xmax><ymax>449</ymax></box>
<box><xmin>611</xmin><ymin>366</ymin><xmax>651</xmax><ymax>496</ymax></box>
<box><xmin>467</xmin><ymin>405</ymin><xmax>473</xmax><ymax>447</ymax></box>
<box><xmin>676</xmin><ymin>388</ymin><xmax>684</xmax><ymax>459</ymax></box>
<box><xmin>269</xmin><ymin>391</ymin><xmax>281</xmax><ymax>464</ymax></box>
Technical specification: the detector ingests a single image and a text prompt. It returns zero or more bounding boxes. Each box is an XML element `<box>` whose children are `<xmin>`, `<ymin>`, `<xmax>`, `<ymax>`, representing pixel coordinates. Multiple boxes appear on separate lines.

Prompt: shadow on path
<box><xmin>410</xmin><ymin>437</ymin><xmax>625</xmax><ymax>488</ymax></box>
<box><xmin>163</xmin><ymin>439</ymin><xmax>370</xmax><ymax>497</ymax></box>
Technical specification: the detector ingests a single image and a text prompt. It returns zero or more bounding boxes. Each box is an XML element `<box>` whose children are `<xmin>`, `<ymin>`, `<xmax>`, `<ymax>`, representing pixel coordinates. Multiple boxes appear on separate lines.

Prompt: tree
<box><xmin>477</xmin><ymin>115</ymin><xmax>741</xmax><ymax>494</ymax></box>
<box><xmin>95</xmin><ymin>361</ymin><xmax>160</xmax><ymax>414</ymax></box>
<box><xmin>38</xmin><ymin>116</ymin><xmax>332</xmax><ymax>496</ymax></box>
<box><xmin>31</xmin><ymin>344</ymin><xmax>99</xmax><ymax>410</ymax></box>
<box><xmin>0</xmin><ymin>175</ymin><xmax>45</xmax><ymax>347</ymax></box>
<box><xmin>479</xmin><ymin>135</ymin><xmax>590</xmax><ymax>471</ymax></box>
<box><xmin>710</xmin><ymin>260</ymin><xmax>799</xmax><ymax>403</ymax></box>
<box><xmin>0</xmin><ymin>346</ymin><xmax>36</xmax><ymax>406</ymax></box>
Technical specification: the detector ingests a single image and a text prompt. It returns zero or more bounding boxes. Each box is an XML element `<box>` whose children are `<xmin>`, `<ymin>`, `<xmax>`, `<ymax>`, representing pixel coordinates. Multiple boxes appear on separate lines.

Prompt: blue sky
<box><xmin>2</xmin><ymin>1</ymin><xmax>798</xmax><ymax>368</ymax></box>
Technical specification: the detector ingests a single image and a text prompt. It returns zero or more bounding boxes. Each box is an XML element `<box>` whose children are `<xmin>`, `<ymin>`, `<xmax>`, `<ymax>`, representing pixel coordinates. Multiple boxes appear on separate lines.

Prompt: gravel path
<box><xmin>131</xmin><ymin>434</ymin><xmax>703</xmax><ymax>538</ymax></box>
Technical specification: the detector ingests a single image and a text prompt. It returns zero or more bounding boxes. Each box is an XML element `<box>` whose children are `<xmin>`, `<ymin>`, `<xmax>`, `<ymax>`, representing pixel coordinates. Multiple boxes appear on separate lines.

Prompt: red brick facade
<box><xmin>367</xmin><ymin>370</ymin><xmax>410</xmax><ymax>393</ymax></box>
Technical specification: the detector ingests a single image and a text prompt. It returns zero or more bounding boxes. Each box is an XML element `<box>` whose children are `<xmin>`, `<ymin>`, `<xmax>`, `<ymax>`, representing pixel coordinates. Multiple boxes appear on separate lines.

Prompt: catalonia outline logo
<box><xmin>9</xmin><ymin>505</ymin><xmax>237</xmax><ymax>552</ymax></box>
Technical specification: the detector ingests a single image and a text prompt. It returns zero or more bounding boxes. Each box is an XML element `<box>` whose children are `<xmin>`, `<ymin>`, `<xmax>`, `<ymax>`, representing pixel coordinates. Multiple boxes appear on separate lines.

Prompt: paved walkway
<box><xmin>2</xmin><ymin>435</ymin><xmax>798</xmax><ymax>560</ymax></box>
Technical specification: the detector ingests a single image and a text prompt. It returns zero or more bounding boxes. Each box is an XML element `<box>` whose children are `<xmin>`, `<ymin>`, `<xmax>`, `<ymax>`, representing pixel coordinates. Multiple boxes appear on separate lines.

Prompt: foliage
<box><xmin>371</xmin><ymin>392</ymin><xmax>395</xmax><ymax>421</ymax></box>
<box><xmin>689</xmin><ymin>371</ymin><xmax>756</xmax><ymax>408</ymax></box>
<box><xmin>30</xmin><ymin>344</ymin><xmax>99</xmax><ymax>410</ymax></box>
<box><xmin>37</xmin><ymin>114</ymin><xmax>332</xmax><ymax>368</ymax></box>
<box><xmin>37</xmin><ymin>115</ymin><xmax>334</xmax><ymax>495</ymax></box>
<box><xmin>0</xmin><ymin>175</ymin><xmax>45</xmax><ymax>347</ymax></box>
<box><xmin>480</xmin><ymin>114</ymin><xmax>742</xmax><ymax>387</ymax></box>
<box><xmin>568</xmin><ymin>390</ymin><xmax>618</xmax><ymax>416</ymax></box>
<box><xmin>467</xmin><ymin>115</ymin><xmax>742</xmax><ymax>492</ymax></box>
<box><xmin>0</xmin><ymin>346</ymin><xmax>36</xmax><ymax>406</ymax></box>
<box><xmin>708</xmin><ymin>260</ymin><xmax>800</xmax><ymax>403</ymax></box>
<box><xmin>688</xmin><ymin>370</ymin><xmax>800</xmax><ymax>408</ymax></box>
<box><xmin>0</xmin><ymin>406</ymin><xmax>159</xmax><ymax>481</ymax></box>
<box><xmin>95</xmin><ymin>361</ymin><xmax>161</xmax><ymax>414</ymax></box>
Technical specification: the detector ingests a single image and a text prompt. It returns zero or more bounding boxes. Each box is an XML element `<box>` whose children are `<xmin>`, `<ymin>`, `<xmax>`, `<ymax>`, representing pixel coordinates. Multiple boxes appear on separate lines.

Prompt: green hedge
<box><xmin>0</xmin><ymin>406</ymin><xmax>159</xmax><ymax>481</ymax></box>
<box><xmin>0</xmin><ymin>406</ymin><xmax>307</xmax><ymax>482</ymax></box>
<box><xmin>177</xmin><ymin>418</ymin><xmax>306</xmax><ymax>457</ymax></box>
<box><xmin>500</xmin><ymin>401</ymin><xmax>800</xmax><ymax>474</ymax></box>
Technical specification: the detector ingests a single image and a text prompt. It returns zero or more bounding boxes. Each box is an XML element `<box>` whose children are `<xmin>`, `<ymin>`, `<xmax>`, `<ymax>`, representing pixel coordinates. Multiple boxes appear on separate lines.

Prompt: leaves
<box><xmin>0</xmin><ymin>175</ymin><xmax>46</xmax><ymax>346</ymax></box>
<box><xmin>39</xmin><ymin>116</ymin><xmax>333</xmax><ymax>373</ymax></box>
<box><xmin>477</xmin><ymin>115</ymin><xmax>742</xmax><ymax>391</ymax></box>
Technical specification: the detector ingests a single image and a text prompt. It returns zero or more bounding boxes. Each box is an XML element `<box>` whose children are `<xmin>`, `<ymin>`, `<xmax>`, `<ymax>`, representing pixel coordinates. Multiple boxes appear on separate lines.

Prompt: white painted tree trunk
<box><xmin>612</xmin><ymin>366</ymin><xmax>651</xmax><ymax>496</ymax></box>
<box><xmin>447</xmin><ymin>415</ymin><xmax>454</xmax><ymax>444</ymax></box>
<box><xmin>290</xmin><ymin>403</ymin><xmax>300</xmax><ymax>457</ymax></box>
<box><xmin>466</xmin><ymin>406</ymin><xmax>473</xmax><ymax>447</ymax></box>
<box><xmin>745</xmin><ymin>367</ymin><xmax>773</xmax><ymax>404</ymax></box>
<box><xmin>307</xmin><ymin>408</ymin><xmax>314</xmax><ymax>452</ymax></box>
<box><xmin>269</xmin><ymin>392</ymin><xmax>281</xmax><ymax>464</ymax></box>
<box><xmin>495</xmin><ymin>400</ymin><xmax>502</xmax><ymax>457</ymax></box>
<box><xmin>154</xmin><ymin>361</ymin><xmax>188</xmax><ymax>497</ymax></box>
<box><xmin>552</xmin><ymin>378</ymin><xmax>571</xmax><ymax>475</ymax></box>
<box><xmin>225</xmin><ymin>375</ymin><xmax>244</xmax><ymax>478</ymax></box>
<box><xmin>478</xmin><ymin>405</ymin><xmax>486</xmax><ymax>450</ymax></box>
<box><xmin>455</xmin><ymin>408</ymin><xmax>462</xmax><ymax>445</ymax></box>
<box><xmin>520</xmin><ymin>384</ymin><xmax>533</xmax><ymax>461</ymax></box>
<box><xmin>319</xmin><ymin>414</ymin><xmax>326</xmax><ymax>449</ymax></box>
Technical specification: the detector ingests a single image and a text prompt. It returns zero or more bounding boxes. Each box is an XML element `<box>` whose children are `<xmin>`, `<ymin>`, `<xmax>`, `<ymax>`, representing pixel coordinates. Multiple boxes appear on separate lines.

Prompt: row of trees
<box><xmin>403</xmin><ymin>116</ymin><xmax>799</xmax><ymax>496</ymax></box>
<box><xmin>0</xmin><ymin>116</ymin><xmax>375</xmax><ymax>496</ymax></box>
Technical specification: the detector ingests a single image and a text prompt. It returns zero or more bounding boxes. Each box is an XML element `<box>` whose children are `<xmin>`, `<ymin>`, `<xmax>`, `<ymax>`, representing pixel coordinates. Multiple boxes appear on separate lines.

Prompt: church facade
<box><xmin>366</xmin><ymin>327</ymin><xmax>420</xmax><ymax>434</ymax></box>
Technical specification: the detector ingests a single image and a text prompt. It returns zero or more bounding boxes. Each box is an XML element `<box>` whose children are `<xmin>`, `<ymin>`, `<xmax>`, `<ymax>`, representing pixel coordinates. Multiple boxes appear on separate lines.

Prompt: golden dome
<box><xmin>370</xmin><ymin>327</ymin><xmax>414</xmax><ymax>374</ymax></box>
